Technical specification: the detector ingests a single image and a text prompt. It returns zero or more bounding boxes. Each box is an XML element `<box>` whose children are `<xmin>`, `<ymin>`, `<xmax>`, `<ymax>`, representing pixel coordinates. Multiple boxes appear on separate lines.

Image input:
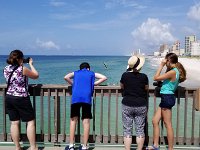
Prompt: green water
<box><xmin>1</xmin><ymin>96</ymin><xmax>199</xmax><ymax>138</ymax></box>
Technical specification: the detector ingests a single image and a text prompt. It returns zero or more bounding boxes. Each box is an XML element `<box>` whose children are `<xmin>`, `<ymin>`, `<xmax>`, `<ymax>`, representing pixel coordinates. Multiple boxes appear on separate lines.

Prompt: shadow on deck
<box><xmin>0</xmin><ymin>143</ymin><xmax>200</xmax><ymax>150</ymax></box>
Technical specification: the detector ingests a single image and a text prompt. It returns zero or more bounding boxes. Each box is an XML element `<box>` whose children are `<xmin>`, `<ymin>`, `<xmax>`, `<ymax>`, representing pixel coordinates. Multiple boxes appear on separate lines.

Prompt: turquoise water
<box><xmin>0</xmin><ymin>55</ymin><xmax>156</xmax><ymax>85</ymax></box>
<box><xmin>0</xmin><ymin>55</ymin><xmax>199</xmax><ymax>137</ymax></box>
<box><xmin>0</xmin><ymin>55</ymin><xmax>156</xmax><ymax>135</ymax></box>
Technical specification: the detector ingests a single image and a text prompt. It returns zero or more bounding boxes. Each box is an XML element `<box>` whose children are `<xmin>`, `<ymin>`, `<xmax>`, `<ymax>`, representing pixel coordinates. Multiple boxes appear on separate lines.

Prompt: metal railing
<box><xmin>0</xmin><ymin>84</ymin><xmax>199</xmax><ymax>147</ymax></box>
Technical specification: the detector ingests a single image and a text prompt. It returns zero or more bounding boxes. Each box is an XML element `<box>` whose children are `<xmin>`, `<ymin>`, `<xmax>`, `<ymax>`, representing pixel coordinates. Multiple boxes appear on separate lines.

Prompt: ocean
<box><xmin>0</xmin><ymin>55</ymin><xmax>199</xmax><ymax>137</ymax></box>
<box><xmin>0</xmin><ymin>55</ymin><xmax>156</xmax><ymax>85</ymax></box>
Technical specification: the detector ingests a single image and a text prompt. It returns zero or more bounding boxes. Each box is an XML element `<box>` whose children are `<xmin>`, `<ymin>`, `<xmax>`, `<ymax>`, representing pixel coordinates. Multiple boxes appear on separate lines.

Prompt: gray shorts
<box><xmin>122</xmin><ymin>104</ymin><xmax>147</xmax><ymax>137</ymax></box>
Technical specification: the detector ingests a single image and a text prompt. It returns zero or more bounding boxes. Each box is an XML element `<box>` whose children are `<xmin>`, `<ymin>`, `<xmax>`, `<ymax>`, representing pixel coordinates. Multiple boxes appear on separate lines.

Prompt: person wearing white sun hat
<box><xmin>127</xmin><ymin>55</ymin><xmax>145</xmax><ymax>71</ymax></box>
<box><xmin>120</xmin><ymin>55</ymin><xmax>149</xmax><ymax>150</ymax></box>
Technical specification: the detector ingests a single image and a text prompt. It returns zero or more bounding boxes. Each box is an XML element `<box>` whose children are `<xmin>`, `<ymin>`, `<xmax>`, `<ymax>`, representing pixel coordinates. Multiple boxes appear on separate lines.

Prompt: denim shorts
<box><xmin>159</xmin><ymin>94</ymin><xmax>176</xmax><ymax>109</ymax></box>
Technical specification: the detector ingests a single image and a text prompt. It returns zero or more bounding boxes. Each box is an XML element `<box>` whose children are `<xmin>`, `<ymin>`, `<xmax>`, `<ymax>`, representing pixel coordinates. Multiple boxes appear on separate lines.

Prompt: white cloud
<box><xmin>105</xmin><ymin>0</ymin><xmax>146</xmax><ymax>9</ymax></box>
<box><xmin>49</xmin><ymin>0</ymin><xmax>66</xmax><ymax>7</ymax></box>
<box><xmin>131</xmin><ymin>18</ymin><xmax>176</xmax><ymax>51</ymax></box>
<box><xmin>181</xmin><ymin>26</ymin><xmax>196</xmax><ymax>35</ymax></box>
<box><xmin>50</xmin><ymin>10</ymin><xmax>95</xmax><ymax>20</ymax></box>
<box><xmin>65</xmin><ymin>20</ymin><xmax>123</xmax><ymax>30</ymax></box>
<box><xmin>36</xmin><ymin>39</ymin><xmax>60</xmax><ymax>50</ymax></box>
<box><xmin>50</xmin><ymin>14</ymin><xmax>73</xmax><ymax>20</ymax></box>
<box><xmin>187</xmin><ymin>2</ymin><xmax>200</xmax><ymax>22</ymax></box>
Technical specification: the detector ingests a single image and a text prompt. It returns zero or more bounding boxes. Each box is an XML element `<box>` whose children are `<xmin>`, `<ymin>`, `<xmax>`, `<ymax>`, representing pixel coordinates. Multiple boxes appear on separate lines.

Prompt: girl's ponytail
<box><xmin>176</xmin><ymin>62</ymin><xmax>186</xmax><ymax>83</ymax></box>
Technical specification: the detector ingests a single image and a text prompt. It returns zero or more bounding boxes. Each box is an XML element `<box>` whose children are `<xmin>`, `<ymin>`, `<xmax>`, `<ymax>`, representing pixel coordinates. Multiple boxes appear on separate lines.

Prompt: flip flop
<box><xmin>146</xmin><ymin>145</ymin><xmax>159</xmax><ymax>150</ymax></box>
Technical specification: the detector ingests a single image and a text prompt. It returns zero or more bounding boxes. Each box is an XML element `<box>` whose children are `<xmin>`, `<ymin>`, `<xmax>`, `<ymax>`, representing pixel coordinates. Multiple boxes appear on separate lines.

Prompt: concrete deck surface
<box><xmin>0</xmin><ymin>145</ymin><xmax>200</xmax><ymax>150</ymax></box>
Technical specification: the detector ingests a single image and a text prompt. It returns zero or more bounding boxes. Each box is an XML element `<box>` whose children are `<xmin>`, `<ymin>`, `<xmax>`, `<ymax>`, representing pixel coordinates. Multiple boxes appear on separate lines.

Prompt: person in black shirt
<box><xmin>120</xmin><ymin>55</ymin><xmax>149</xmax><ymax>150</ymax></box>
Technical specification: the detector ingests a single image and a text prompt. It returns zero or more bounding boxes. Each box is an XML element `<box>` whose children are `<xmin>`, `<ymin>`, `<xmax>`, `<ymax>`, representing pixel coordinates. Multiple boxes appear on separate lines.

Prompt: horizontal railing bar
<box><xmin>0</xmin><ymin>84</ymin><xmax>199</xmax><ymax>147</ymax></box>
<box><xmin>0</xmin><ymin>84</ymin><xmax>199</xmax><ymax>90</ymax></box>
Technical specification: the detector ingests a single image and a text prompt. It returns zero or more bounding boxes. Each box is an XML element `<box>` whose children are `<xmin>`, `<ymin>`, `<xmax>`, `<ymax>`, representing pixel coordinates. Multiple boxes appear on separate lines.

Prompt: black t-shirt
<box><xmin>120</xmin><ymin>71</ymin><xmax>149</xmax><ymax>107</ymax></box>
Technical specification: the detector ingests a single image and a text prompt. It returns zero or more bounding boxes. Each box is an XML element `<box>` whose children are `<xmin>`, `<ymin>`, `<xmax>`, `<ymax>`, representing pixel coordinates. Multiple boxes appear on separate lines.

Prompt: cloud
<box><xmin>65</xmin><ymin>20</ymin><xmax>123</xmax><ymax>30</ymax></box>
<box><xmin>50</xmin><ymin>14</ymin><xmax>74</xmax><ymax>20</ymax></box>
<box><xmin>105</xmin><ymin>0</ymin><xmax>146</xmax><ymax>9</ymax></box>
<box><xmin>131</xmin><ymin>18</ymin><xmax>176</xmax><ymax>51</ymax></box>
<box><xmin>50</xmin><ymin>10</ymin><xmax>95</xmax><ymax>20</ymax></box>
<box><xmin>187</xmin><ymin>2</ymin><xmax>200</xmax><ymax>22</ymax></box>
<box><xmin>36</xmin><ymin>39</ymin><xmax>60</xmax><ymax>50</ymax></box>
<box><xmin>181</xmin><ymin>26</ymin><xmax>196</xmax><ymax>35</ymax></box>
<box><xmin>49</xmin><ymin>0</ymin><xmax>66</xmax><ymax>7</ymax></box>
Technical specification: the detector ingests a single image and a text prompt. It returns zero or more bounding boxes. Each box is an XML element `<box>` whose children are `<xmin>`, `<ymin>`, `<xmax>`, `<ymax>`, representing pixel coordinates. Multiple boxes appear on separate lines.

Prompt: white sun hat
<box><xmin>127</xmin><ymin>55</ymin><xmax>145</xmax><ymax>70</ymax></box>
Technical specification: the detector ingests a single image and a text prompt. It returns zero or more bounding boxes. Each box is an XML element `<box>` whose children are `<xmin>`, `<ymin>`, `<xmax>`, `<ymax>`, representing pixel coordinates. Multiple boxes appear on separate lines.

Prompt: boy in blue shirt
<box><xmin>64</xmin><ymin>62</ymin><xmax>107</xmax><ymax>150</ymax></box>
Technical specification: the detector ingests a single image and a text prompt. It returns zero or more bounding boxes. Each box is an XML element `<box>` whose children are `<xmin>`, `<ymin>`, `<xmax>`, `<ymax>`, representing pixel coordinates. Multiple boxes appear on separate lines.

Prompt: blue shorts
<box><xmin>159</xmin><ymin>94</ymin><xmax>176</xmax><ymax>109</ymax></box>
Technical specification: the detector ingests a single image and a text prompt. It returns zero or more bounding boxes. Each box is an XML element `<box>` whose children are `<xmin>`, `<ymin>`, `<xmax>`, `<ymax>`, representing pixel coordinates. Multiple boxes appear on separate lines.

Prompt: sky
<box><xmin>0</xmin><ymin>0</ymin><xmax>200</xmax><ymax>56</ymax></box>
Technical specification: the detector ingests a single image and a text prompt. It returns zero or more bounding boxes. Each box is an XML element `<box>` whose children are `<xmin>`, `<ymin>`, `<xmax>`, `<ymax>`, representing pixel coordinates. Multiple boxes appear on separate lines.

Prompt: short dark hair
<box><xmin>80</xmin><ymin>62</ymin><xmax>90</xmax><ymax>70</ymax></box>
<box><xmin>7</xmin><ymin>49</ymin><xmax>24</xmax><ymax>65</ymax></box>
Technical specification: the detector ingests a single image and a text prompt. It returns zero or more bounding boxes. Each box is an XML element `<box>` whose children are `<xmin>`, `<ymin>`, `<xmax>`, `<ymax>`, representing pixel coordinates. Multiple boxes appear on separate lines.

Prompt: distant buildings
<box><xmin>191</xmin><ymin>41</ymin><xmax>200</xmax><ymax>56</ymax></box>
<box><xmin>185</xmin><ymin>35</ymin><xmax>196</xmax><ymax>56</ymax></box>
<box><xmin>153</xmin><ymin>35</ymin><xmax>200</xmax><ymax>57</ymax></box>
<box><xmin>171</xmin><ymin>41</ymin><xmax>180</xmax><ymax>56</ymax></box>
<box><xmin>131</xmin><ymin>49</ymin><xmax>145</xmax><ymax>56</ymax></box>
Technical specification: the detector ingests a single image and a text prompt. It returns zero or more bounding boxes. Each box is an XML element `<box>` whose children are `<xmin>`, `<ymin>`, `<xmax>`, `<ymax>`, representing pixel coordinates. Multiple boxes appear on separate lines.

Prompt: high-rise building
<box><xmin>191</xmin><ymin>41</ymin><xmax>200</xmax><ymax>56</ymax></box>
<box><xmin>179</xmin><ymin>48</ymin><xmax>185</xmax><ymax>56</ymax></box>
<box><xmin>159</xmin><ymin>44</ymin><xmax>168</xmax><ymax>53</ymax></box>
<box><xmin>185</xmin><ymin>35</ymin><xmax>196</xmax><ymax>56</ymax></box>
<box><xmin>170</xmin><ymin>41</ymin><xmax>180</xmax><ymax>55</ymax></box>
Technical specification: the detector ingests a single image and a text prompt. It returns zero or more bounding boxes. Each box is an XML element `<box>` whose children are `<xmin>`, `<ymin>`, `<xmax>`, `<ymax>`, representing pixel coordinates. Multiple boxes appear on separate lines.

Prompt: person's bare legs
<box><xmin>152</xmin><ymin>107</ymin><xmax>162</xmax><ymax>148</ymax></box>
<box><xmin>124</xmin><ymin>136</ymin><xmax>132</xmax><ymax>150</ymax></box>
<box><xmin>162</xmin><ymin>108</ymin><xmax>174</xmax><ymax>150</ymax></box>
<box><xmin>69</xmin><ymin>117</ymin><xmax>78</xmax><ymax>145</ymax></box>
<box><xmin>10</xmin><ymin>120</ymin><xmax>21</xmax><ymax>150</ymax></box>
<box><xmin>136</xmin><ymin>136</ymin><xmax>145</xmax><ymax>150</ymax></box>
<box><xmin>82</xmin><ymin>118</ymin><xmax>90</xmax><ymax>148</ymax></box>
<box><xmin>27</xmin><ymin>120</ymin><xmax>38</xmax><ymax>150</ymax></box>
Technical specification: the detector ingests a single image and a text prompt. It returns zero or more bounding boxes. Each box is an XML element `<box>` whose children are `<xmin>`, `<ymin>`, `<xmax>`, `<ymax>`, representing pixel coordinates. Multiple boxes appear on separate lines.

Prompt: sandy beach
<box><xmin>149</xmin><ymin>57</ymin><xmax>200</xmax><ymax>88</ymax></box>
<box><xmin>179</xmin><ymin>58</ymin><xmax>200</xmax><ymax>88</ymax></box>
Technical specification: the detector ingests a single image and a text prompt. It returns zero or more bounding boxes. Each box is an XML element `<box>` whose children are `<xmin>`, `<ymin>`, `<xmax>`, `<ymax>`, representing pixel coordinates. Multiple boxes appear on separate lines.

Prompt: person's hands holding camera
<box><xmin>28</xmin><ymin>58</ymin><xmax>33</xmax><ymax>65</ymax></box>
<box><xmin>160</xmin><ymin>59</ymin><xmax>167</xmax><ymax>67</ymax></box>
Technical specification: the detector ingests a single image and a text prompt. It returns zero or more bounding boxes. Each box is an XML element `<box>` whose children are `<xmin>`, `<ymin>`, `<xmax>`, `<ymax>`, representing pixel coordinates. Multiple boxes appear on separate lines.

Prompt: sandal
<box><xmin>146</xmin><ymin>145</ymin><xmax>159</xmax><ymax>150</ymax></box>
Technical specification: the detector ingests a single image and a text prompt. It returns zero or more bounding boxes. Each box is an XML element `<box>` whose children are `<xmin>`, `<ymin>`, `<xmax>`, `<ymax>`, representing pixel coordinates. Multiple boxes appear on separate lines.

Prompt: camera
<box><xmin>23</xmin><ymin>57</ymin><xmax>30</xmax><ymax>63</ymax></box>
<box><xmin>153</xmin><ymin>81</ymin><xmax>163</xmax><ymax>87</ymax></box>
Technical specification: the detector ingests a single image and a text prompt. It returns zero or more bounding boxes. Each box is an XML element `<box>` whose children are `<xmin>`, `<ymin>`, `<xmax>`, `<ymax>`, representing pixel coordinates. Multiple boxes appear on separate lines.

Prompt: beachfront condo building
<box><xmin>170</xmin><ymin>41</ymin><xmax>180</xmax><ymax>55</ymax></box>
<box><xmin>159</xmin><ymin>44</ymin><xmax>168</xmax><ymax>53</ymax></box>
<box><xmin>191</xmin><ymin>41</ymin><xmax>200</xmax><ymax>56</ymax></box>
<box><xmin>185</xmin><ymin>35</ymin><xmax>196</xmax><ymax>56</ymax></box>
<box><xmin>179</xmin><ymin>48</ymin><xmax>185</xmax><ymax>56</ymax></box>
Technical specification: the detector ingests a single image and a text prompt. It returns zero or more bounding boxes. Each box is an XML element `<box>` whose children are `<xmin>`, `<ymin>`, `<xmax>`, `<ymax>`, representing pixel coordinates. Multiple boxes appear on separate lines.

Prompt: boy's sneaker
<box><xmin>65</xmin><ymin>145</ymin><xmax>75</xmax><ymax>150</ymax></box>
<box><xmin>146</xmin><ymin>145</ymin><xmax>159</xmax><ymax>150</ymax></box>
<box><xmin>79</xmin><ymin>145</ymin><xmax>88</xmax><ymax>150</ymax></box>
